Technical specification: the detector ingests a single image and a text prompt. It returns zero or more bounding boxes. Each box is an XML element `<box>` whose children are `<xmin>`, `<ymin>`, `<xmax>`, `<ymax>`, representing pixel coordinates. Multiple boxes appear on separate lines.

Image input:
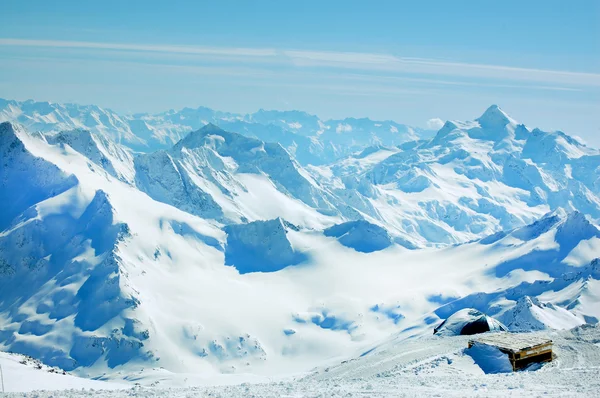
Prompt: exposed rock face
<box><xmin>324</xmin><ymin>220</ymin><xmax>393</xmax><ymax>253</ymax></box>
<box><xmin>224</xmin><ymin>218</ymin><xmax>306</xmax><ymax>273</ymax></box>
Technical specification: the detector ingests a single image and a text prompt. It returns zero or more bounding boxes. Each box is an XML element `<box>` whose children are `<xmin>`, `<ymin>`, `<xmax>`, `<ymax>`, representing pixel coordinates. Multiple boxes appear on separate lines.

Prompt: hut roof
<box><xmin>469</xmin><ymin>332</ymin><xmax>552</xmax><ymax>354</ymax></box>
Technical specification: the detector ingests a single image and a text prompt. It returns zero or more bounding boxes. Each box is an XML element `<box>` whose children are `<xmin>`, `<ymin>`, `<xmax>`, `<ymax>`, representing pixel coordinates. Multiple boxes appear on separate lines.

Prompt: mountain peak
<box><xmin>428</xmin><ymin>120</ymin><xmax>460</xmax><ymax>145</ymax></box>
<box><xmin>175</xmin><ymin>123</ymin><xmax>265</xmax><ymax>153</ymax></box>
<box><xmin>0</xmin><ymin>121</ymin><xmax>22</xmax><ymax>147</ymax></box>
<box><xmin>199</xmin><ymin>122</ymin><xmax>224</xmax><ymax>133</ymax></box>
<box><xmin>0</xmin><ymin>120</ymin><xmax>16</xmax><ymax>133</ymax></box>
<box><xmin>476</xmin><ymin>105</ymin><xmax>514</xmax><ymax>128</ymax></box>
<box><xmin>173</xmin><ymin>123</ymin><xmax>224</xmax><ymax>150</ymax></box>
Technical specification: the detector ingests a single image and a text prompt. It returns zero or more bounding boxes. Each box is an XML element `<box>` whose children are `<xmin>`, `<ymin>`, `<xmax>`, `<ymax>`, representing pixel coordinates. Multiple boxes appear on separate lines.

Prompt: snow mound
<box><xmin>434</xmin><ymin>308</ymin><xmax>508</xmax><ymax>336</ymax></box>
<box><xmin>0</xmin><ymin>351</ymin><xmax>127</xmax><ymax>393</ymax></box>
<box><xmin>224</xmin><ymin>218</ymin><xmax>306</xmax><ymax>273</ymax></box>
<box><xmin>501</xmin><ymin>296</ymin><xmax>585</xmax><ymax>332</ymax></box>
<box><xmin>466</xmin><ymin>342</ymin><xmax>513</xmax><ymax>374</ymax></box>
<box><xmin>323</xmin><ymin>220</ymin><xmax>393</xmax><ymax>253</ymax></box>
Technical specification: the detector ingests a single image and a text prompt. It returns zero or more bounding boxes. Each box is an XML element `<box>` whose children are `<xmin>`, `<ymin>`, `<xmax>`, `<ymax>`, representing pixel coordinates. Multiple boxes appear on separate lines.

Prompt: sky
<box><xmin>1</xmin><ymin>0</ymin><xmax>599</xmax><ymax>144</ymax></box>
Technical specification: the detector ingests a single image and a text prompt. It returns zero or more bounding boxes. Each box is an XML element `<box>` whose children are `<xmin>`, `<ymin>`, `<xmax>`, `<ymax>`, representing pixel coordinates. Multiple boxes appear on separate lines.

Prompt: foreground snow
<box><xmin>3</xmin><ymin>325</ymin><xmax>600</xmax><ymax>396</ymax></box>
<box><xmin>0</xmin><ymin>352</ymin><xmax>126</xmax><ymax>392</ymax></box>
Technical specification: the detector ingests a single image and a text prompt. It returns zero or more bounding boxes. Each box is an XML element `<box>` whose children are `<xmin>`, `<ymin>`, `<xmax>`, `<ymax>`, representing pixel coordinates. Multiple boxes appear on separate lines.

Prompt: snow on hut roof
<box><xmin>469</xmin><ymin>332</ymin><xmax>552</xmax><ymax>354</ymax></box>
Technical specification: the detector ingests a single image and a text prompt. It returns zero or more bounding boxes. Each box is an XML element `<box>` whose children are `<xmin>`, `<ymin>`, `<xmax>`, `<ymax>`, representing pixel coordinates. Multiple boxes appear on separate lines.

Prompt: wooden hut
<box><xmin>468</xmin><ymin>333</ymin><xmax>553</xmax><ymax>371</ymax></box>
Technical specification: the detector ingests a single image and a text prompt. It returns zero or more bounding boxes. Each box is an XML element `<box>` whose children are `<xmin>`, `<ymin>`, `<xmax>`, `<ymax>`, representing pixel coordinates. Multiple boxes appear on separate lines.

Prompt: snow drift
<box><xmin>434</xmin><ymin>309</ymin><xmax>507</xmax><ymax>336</ymax></box>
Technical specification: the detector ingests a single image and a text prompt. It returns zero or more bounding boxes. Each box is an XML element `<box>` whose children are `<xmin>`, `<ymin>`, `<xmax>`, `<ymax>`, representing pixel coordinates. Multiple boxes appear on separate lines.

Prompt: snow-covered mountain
<box><xmin>0</xmin><ymin>100</ymin><xmax>599</xmax><ymax>386</ymax></box>
<box><xmin>133</xmin><ymin>123</ymin><xmax>349</xmax><ymax>225</ymax></box>
<box><xmin>0</xmin><ymin>99</ymin><xmax>146</xmax><ymax>151</ymax></box>
<box><xmin>309</xmin><ymin>105</ymin><xmax>600</xmax><ymax>246</ymax></box>
<box><xmin>432</xmin><ymin>210</ymin><xmax>600</xmax><ymax>328</ymax></box>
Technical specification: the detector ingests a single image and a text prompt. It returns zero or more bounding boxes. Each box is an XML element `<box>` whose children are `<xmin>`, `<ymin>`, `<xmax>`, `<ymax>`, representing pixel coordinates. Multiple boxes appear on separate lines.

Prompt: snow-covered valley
<box><xmin>0</xmin><ymin>100</ymin><xmax>599</xmax><ymax>396</ymax></box>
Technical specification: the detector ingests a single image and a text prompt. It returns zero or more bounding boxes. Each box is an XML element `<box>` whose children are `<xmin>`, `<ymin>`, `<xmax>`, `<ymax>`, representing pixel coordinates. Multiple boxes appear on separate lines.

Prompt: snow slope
<box><xmin>0</xmin><ymin>122</ymin><xmax>78</xmax><ymax>230</ymax></box>
<box><xmin>45</xmin><ymin>128</ymin><xmax>135</xmax><ymax>184</ymax></box>
<box><xmin>4</xmin><ymin>325</ymin><xmax>599</xmax><ymax>396</ymax></box>
<box><xmin>0</xmin><ymin>351</ymin><xmax>127</xmax><ymax>393</ymax></box>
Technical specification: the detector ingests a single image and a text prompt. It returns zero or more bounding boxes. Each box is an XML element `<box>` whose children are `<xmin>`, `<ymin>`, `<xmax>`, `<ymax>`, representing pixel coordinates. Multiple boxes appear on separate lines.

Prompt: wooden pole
<box><xmin>0</xmin><ymin>362</ymin><xmax>4</xmax><ymax>393</ymax></box>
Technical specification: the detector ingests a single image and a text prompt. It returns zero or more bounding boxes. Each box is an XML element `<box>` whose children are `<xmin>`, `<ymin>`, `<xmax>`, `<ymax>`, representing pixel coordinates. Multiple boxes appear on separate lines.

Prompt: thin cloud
<box><xmin>2</xmin><ymin>38</ymin><xmax>598</xmax><ymax>88</ymax></box>
<box><xmin>1</xmin><ymin>51</ymin><xmax>586</xmax><ymax>96</ymax></box>
<box><xmin>283</xmin><ymin>50</ymin><xmax>600</xmax><ymax>87</ymax></box>
<box><xmin>0</xmin><ymin>38</ymin><xmax>277</xmax><ymax>57</ymax></box>
<box><xmin>426</xmin><ymin>118</ymin><xmax>445</xmax><ymax>130</ymax></box>
<box><xmin>336</xmin><ymin>123</ymin><xmax>353</xmax><ymax>133</ymax></box>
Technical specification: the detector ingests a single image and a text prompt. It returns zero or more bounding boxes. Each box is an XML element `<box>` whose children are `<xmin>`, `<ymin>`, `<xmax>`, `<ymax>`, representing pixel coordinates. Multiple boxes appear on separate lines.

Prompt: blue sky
<box><xmin>1</xmin><ymin>0</ymin><xmax>599</xmax><ymax>144</ymax></box>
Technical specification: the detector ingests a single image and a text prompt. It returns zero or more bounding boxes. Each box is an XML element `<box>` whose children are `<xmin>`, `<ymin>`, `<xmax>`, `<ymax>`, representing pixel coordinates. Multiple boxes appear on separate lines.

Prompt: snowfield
<box><xmin>1</xmin><ymin>101</ymin><xmax>599</xmax><ymax>395</ymax></box>
<box><xmin>0</xmin><ymin>351</ymin><xmax>127</xmax><ymax>393</ymax></box>
<box><xmin>2</xmin><ymin>325</ymin><xmax>600</xmax><ymax>396</ymax></box>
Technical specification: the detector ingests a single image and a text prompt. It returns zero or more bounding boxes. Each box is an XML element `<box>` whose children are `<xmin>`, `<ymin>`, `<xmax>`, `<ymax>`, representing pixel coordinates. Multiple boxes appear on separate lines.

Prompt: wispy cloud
<box><xmin>336</xmin><ymin>123</ymin><xmax>353</xmax><ymax>133</ymax></box>
<box><xmin>283</xmin><ymin>50</ymin><xmax>600</xmax><ymax>87</ymax></box>
<box><xmin>1</xmin><ymin>51</ymin><xmax>586</xmax><ymax>98</ymax></box>
<box><xmin>426</xmin><ymin>118</ymin><xmax>445</xmax><ymax>130</ymax></box>
<box><xmin>0</xmin><ymin>38</ymin><xmax>277</xmax><ymax>57</ymax></box>
<box><xmin>2</xmin><ymin>38</ymin><xmax>599</xmax><ymax>89</ymax></box>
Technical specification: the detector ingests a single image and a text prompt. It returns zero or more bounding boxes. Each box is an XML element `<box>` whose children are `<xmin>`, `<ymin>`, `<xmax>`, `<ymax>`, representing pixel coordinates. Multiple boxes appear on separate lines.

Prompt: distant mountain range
<box><xmin>0</xmin><ymin>98</ymin><xmax>433</xmax><ymax>164</ymax></box>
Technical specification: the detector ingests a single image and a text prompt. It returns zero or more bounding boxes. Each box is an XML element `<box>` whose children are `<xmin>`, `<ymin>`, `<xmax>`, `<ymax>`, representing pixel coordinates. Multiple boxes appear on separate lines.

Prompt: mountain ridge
<box><xmin>0</xmin><ymin>98</ymin><xmax>433</xmax><ymax>164</ymax></box>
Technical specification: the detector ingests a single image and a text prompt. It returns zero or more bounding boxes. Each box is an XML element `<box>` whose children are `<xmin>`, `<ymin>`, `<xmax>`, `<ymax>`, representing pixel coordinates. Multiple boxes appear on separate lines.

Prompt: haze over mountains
<box><xmin>0</xmin><ymin>98</ymin><xmax>599</xmax><ymax>386</ymax></box>
<box><xmin>0</xmin><ymin>98</ymin><xmax>430</xmax><ymax>164</ymax></box>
